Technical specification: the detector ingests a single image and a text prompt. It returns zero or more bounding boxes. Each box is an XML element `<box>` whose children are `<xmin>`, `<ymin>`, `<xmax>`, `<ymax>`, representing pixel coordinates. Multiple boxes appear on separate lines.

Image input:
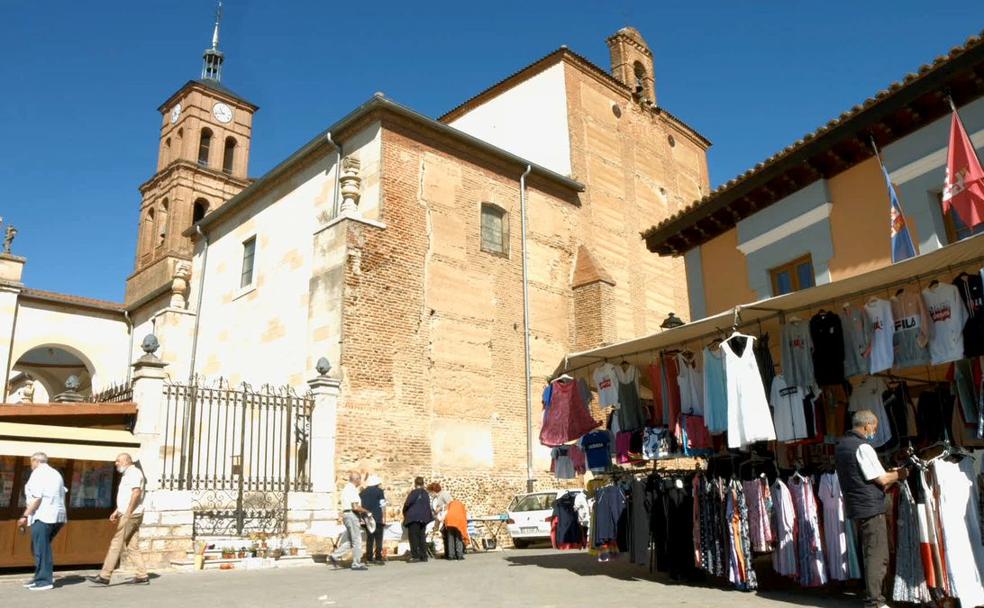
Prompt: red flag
<box><xmin>942</xmin><ymin>110</ymin><xmax>984</xmax><ymax>229</ymax></box>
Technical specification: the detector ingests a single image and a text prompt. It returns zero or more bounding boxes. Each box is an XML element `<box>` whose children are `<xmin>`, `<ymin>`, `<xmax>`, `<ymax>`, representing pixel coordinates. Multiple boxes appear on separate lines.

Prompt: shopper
<box><xmin>17</xmin><ymin>452</ymin><xmax>67</xmax><ymax>591</ymax></box>
<box><xmin>360</xmin><ymin>475</ymin><xmax>386</xmax><ymax>565</ymax></box>
<box><xmin>835</xmin><ymin>410</ymin><xmax>909</xmax><ymax>608</ymax></box>
<box><xmin>403</xmin><ymin>477</ymin><xmax>433</xmax><ymax>562</ymax></box>
<box><xmin>427</xmin><ymin>481</ymin><xmax>452</xmax><ymax>525</ymax></box>
<box><xmin>442</xmin><ymin>499</ymin><xmax>469</xmax><ymax>560</ymax></box>
<box><xmin>88</xmin><ymin>453</ymin><xmax>149</xmax><ymax>586</ymax></box>
<box><xmin>329</xmin><ymin>471</ymin><xmax>368</xmax><ymax>571</ymax></box>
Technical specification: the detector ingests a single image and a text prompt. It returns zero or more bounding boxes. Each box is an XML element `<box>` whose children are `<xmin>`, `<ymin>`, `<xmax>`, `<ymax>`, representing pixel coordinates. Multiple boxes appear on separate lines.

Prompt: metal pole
<box><xmin>519</xmin><ymin>165</ymin><xmax>534</xmax><ymax>493</ymax></box>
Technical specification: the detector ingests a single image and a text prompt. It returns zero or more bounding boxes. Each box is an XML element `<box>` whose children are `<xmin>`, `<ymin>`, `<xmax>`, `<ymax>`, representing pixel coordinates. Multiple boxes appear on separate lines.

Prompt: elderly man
<box><xmin>329</xmin><ymin>471</ymin><xmax>368</xmax><ymax>571</ymax></box>
<box><xmin>17</xmin><ymin>452</ymin><xmax>67</xmax><ymax>591</ymax></box>
<box><xmin>835</xmin><ymin>410</ymin><xmax>909</xmax><ymax>608</ymax></box>
<box><xmin>88</xmin><ymin>453</ymin><xmax>148</xmax><ymax>586</ymax></box>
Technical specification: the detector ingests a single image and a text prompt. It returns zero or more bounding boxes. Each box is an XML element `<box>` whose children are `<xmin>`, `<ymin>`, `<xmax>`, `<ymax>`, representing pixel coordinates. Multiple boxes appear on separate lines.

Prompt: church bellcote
<box><xmin>606</xmin><ymin>27</ymin><xmax>656</xmax><ymax>105</ymax></box>
<box><xmin>202</xmin><ymin>2</ymin><xmax>224</xmax><ymax>82</ymax></box>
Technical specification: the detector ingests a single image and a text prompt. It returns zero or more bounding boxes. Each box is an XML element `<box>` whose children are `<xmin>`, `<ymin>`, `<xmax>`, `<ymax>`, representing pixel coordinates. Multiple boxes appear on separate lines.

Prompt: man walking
<box><xmin>360</xmin><ymin>475</ymin><xmax>386</xmax><ymax>565</ymax></box>
<box><xmin>329</xmin><ymin>471</ymin><xmax>368</xmax><ymax>571</ymax></box>
<box><xmin>835</xmin><ymin>410</ymin><xmax>908</xmax><ymax>608</ymax></box>
<box><xmin>17</xmin><ymin>452</ymin><xmax>67</xmax><ymax>591</ymax></box>
<box><xmin>89</xmin><ymin>453</ymin><xmax>149</xmax><ymax>586</ymax></box>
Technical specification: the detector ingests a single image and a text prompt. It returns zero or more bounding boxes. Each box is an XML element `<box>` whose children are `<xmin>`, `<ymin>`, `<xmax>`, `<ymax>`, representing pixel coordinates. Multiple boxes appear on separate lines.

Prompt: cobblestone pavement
<box><xmin>1</xmin><ymin>548</ymin><xmax>862</xmax><ymax>608</ymax></box>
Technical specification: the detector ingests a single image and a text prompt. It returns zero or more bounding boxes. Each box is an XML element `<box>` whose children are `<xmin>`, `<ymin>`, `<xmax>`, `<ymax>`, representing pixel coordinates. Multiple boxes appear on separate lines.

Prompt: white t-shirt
<box><xmin>340</xmin><ymin>483</ymin><xmax>360</xmax><ymax>512</ymax></box>
<box><xmin>770</xmin><ymin>375</ymin><xmax>809</xmax><ymax>442</ymax></box>
<box><xmin>855</xmin><ymin>443</ymin><xmax>887</xmax><ymax>481</ymax></box>
<box><xmin>116</xmin><ymin>465</ymin><xmax>145</xmax><ymax>515</ymax></box>
<box><xmin>592</xmin><ymin>363</ymin><xmax>620</xmax><ymax>408</ymax></box>
<box><xmin>24</xmin><ymin>464</ymin><xmax>67</xmax><ymax>525</ymax></box>
<box><xmin>848</xmin><ymin>376</ymin><xmax>892</xmax><ymax>449</ymax></box>
<box><xmin>922</xmin><ymin>283</ymin><xmax>969</xmax><ymax>365</ymax></box>
<box><xmin>864</xmin><ymin>298</ymin><xmax>895</xmax><ymax>373</ymax></box>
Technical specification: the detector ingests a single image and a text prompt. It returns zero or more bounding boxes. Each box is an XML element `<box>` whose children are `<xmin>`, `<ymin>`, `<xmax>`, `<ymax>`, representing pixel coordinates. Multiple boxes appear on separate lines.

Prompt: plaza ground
<box><xmin>0</xmin><ymin>547</ymin><xmax>862</xmax><ymax>608</ymax></box>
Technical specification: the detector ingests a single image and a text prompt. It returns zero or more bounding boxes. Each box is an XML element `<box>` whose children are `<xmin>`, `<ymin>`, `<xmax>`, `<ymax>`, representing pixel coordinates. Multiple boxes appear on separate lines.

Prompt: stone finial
<box><xmin>338</xmin><ymin>156</ymin><xmax>362</xmax><ymax>215</ymax></box>
<box><xmin>170</xmin><ymin>262</ymin><xmax>192</xmax><ymax>308</ymax></box>
<box><xmin>54</xmin><ymin>375</ymin><xmax>83</xmax><ymax>403</ymax></box>
<box><xmin>315</xmin><ymin>357</ymin><xmax>331</xmax><ymax>377</ymax></box>
<box><xmin>21</xmin><ymin>379</ymin><xmax>35</xmax><ymax>404</ymax></box>
<box><xmin>3</xmin><ymin>224</ymin><xmax>16</xmax><ymax>254</ymax></box>
<box><xmin>142</xmin><ymin>334</ymin><xmax>160</xmax><ymax>355</ymax></box>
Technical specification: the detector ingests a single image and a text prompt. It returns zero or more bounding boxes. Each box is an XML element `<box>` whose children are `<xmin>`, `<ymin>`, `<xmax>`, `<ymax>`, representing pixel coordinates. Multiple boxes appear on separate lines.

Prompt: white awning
<box><xmin>564</xmin><ymin>233</ymin><xmax>984</xmax><ymax>373</ymax></box>
<box><xmin>0</xmin><ymin>422</ymin><xmax>140</xmax><ymax>462</ymax></box>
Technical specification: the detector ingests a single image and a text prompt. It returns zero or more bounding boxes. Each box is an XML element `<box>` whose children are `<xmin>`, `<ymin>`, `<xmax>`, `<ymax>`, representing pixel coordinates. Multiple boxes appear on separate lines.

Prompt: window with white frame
<box><xmin>480</xmin><ymin>203</ymin><xmax>508</xmax><ymax>256</ymax></box>
<box><xmin>240</xmin><ymin>237</ymin><xmax>256</xmax><ymax>288</ymax></box>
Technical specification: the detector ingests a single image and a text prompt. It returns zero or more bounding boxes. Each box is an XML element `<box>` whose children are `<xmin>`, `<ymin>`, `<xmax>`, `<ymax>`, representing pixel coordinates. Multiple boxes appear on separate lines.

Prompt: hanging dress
<box><xmin>702</xmin><ymin>346</ymin><xmax>728</xmax><ymax>434</ymax></box>
<box><xmin>771</xmin><ymin>479</ymin><xmax>798</xmax><ymax>579</ymax></box>
<box><xmin>893</xmin><ymin>479</ymin><xmax>931</xmax><ymax>604</ymax></box>
<box><xmin>817</xmin><ymin>472</ymin><xmax>851</xmax><ymax>581</ymax></box>
<box><xmin>788</xmin><ymin>475</ymin><xmax>827</xmax><ymax>588</ymax></box>
<box><xmin>539</xmin><ymin>379</ymin><xmax>600</xmax><ymax>447</ymax></box>
<box><xmin>614</xmin><ymin>364</ymin><xmax>647</xmax><ymax>433</ymax></box>
<box><xmin>934</xmin><ymin>458</ymin><xmax>984</xmax><ymax>608</ymax></box>
<box><xmin>722</xmin><ymin>334</ymin><xmax>777</xmax><ymax>449</ymax></box>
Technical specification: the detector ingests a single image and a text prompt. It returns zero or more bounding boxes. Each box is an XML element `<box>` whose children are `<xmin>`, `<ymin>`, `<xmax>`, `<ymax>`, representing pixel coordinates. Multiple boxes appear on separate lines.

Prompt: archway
<box><xmin>9</xmin><ymin>345</ymin><xmax>96</xmax><ymax>402</ymax></box>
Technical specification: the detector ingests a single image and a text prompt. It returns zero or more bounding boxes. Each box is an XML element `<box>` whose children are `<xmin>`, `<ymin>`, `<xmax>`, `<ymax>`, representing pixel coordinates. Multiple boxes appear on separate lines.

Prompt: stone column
<box><xmin>131</xmin><ymin>336</ymin><xmax>168</xmax><ymax>490</ymax></box>
<box><xmin>308</xmin><ymin>360</ymin><xmax>340</xmax><ymax>493</ymax></box>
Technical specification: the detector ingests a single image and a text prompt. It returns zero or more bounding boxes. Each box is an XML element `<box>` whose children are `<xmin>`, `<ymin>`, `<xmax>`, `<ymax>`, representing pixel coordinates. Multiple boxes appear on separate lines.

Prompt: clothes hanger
<box><xmin>928</xmin><ymin>279</ymin><xmax>940</xmax><ymax>289</ymax></box>
<box><xmin>894</xmin><ymin>287</ymin><xmax>905</xmax><ymax>297</ymax></box>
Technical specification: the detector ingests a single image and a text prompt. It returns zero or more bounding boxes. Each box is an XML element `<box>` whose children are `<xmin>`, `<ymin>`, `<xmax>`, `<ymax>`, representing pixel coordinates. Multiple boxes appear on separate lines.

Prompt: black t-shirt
<box><xmin>810</xmin><ymin>311</ymin><xmax>845</xmax><ymax>386</ymax></box>
<box><xmin>954</xmin><ymin>272</ymin><xmax>984</xmax><ymax>357</ymax></box>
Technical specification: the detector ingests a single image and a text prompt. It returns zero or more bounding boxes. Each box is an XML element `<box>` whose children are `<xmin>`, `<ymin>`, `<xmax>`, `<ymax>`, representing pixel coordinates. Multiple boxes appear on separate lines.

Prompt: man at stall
<box><xmin>88</xmin><ymin>453</ymin><xmax>149</xmax><ymax>586</ymax></box>
<box><xmin>835</xmin><ymin>410</ymin><xmax>909</xmax><ymax>608</ymax></box>
<box><xmin>17</xmin><ymin>452</ymin><xmax>67</xmax><ymax>591</ymax></box>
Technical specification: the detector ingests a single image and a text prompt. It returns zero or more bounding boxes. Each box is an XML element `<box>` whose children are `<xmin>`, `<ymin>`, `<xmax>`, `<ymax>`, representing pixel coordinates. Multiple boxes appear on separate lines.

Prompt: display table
<box><xmin>467</xmin><ymin>514</ymin><xmax>508</xmax><ymax>551</ymax></box>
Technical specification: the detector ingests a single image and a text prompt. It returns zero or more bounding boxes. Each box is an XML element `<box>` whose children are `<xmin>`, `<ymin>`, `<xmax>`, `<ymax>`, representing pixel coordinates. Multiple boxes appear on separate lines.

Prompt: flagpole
<box><xmin>947</xmin><ymin>93</ymin><xmax>984</xmax><ymax>166</ymax></box>
<box><xmin>870</xmin><ymin>134</ymin><xmax>918</xmax><ymax>260</ymax></box>
<box><xmin>869</xmin><ymin>135</ymin><xmax>914</xmax><ymax>220</ymax></box>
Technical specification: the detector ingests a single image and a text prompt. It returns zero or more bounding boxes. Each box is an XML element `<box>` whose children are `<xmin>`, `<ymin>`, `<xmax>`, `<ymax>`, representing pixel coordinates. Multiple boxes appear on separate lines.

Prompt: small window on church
<box><xmin>157</xmin><ymin>200</ymin><xmax>169</xmax><ymax>247</ymax></box>
<box><xmin>193</xmin><ymin>199</ymin><xmax>210</xmax><ymax>223</ymax></box>
<box><xmin>240</xmin><ymin>237</ymin><xmax>256</xmax><ymax>289</ymax></box>
<box><xmin>633</xmin><ymin>61</ymin><xmax>646</xmax><ymax>93</ymax></box>
<box><xmin>164</xmin><ymin>137</ymin><xmax>171</xmax><ymax>163</ymax></box>
<box><xmin>223</xmin><ymin>137</ymin><xmax>236</xmax><ymax>175</ymax></box>
<box><xmin>198</xmin><ymin>128</ymin><xmax>213</xmax><ymax>167</ymax></box>
<box><xmin>480</xmin><ymin>203</ymin><xmax>508</xmax><ymax>256</ymax></box>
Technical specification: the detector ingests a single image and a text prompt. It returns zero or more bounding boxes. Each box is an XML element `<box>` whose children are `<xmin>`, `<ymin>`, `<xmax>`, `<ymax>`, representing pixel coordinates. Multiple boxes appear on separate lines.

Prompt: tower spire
<box><xmin>201</xmin><ymin>1</ymin><xmax>224</xmax><ymax>82</ymax></box>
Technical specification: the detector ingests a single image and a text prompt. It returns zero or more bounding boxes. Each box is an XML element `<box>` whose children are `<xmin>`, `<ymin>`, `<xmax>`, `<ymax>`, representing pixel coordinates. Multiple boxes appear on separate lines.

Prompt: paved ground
<box><xmin>1</xmin><ymin>548</ymin><xmax>863</xmax><ymax>608</ymax></box>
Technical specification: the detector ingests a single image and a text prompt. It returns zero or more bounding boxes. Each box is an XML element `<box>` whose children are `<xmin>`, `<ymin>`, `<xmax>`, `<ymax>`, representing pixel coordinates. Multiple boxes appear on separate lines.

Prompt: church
<box><xmin>0</xmin><ymin>14</ymin><xmax>708</xmax><ymax>555</ymax></box>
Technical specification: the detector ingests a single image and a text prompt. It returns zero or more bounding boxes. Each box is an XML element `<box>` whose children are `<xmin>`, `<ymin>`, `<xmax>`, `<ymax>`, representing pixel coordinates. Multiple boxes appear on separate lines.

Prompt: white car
<box><xmin>506</xmin><ymin>490</ymin><xmax>585</xmax><ymax>548</ymax></box>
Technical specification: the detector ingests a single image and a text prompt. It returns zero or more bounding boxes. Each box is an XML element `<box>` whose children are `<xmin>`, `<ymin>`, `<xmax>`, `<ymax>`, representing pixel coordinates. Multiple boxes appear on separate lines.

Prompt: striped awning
<box><xmin>0</xmin><ymin>421</ymin><xmax>140</xmax><ymax>462</ymax></box>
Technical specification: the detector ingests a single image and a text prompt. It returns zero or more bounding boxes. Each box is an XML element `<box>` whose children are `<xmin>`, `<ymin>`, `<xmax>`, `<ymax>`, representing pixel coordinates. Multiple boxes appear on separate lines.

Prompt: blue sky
<box><xmin>0</xmin><ymin>1</ymin><xmax>980</xmax><ymax>301</ymax></box>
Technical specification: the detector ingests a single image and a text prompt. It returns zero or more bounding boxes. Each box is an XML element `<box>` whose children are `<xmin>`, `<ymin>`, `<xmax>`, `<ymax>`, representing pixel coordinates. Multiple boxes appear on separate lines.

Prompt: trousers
<box><xmin>443</xmin><ymin>528</ymin><xmax>465</xmax><ymax>560</ymax></box>
<box><xmin>331</xmin><ymin>512</ymin><xmax>364</xmax><ymax>567</ymax></box>
<box><xmin>100</xmin><ymin>514</ymin><xmax>148</xmax><ymax>579</ymax></box>
<box><xmin>365</xmin><ymin>524</ymin><xmax>384</xmax><ymax>561</ymax></box>
<box><xmin>406</xmin><ymin>522</ymin><xmax>428</xmax><ymax>561</ymax></box>
<box><xmin>31</xmin><ymin>521</ymin><xmax>63</xmax><ymax>586</ymax></box>
<box><xmin>858</xmin><ymin>513</ymin><xmax>889</xmax><ymax>607</ymax></box>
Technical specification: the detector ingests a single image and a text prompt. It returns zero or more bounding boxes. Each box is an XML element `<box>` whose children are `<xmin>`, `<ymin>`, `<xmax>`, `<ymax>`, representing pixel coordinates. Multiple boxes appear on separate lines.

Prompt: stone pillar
<box><xmin>0</xmin><ymin>253</ymin><xmax>25</xmax><ymax>402</ymax></box>
<box><xmin>308</xmin><ymin>363</ymin><xmax>340</xmax><ymax>493</ymax></box>
<box><xmin>131</xmin><ymin>336</ymin><xmax>168</xmax><ymax>490</ymax></box>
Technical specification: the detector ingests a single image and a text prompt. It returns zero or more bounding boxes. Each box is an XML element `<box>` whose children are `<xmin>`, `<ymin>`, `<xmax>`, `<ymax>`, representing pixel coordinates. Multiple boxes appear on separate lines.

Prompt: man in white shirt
<box><xmin>329</xmin><ymin>471</ymin><xmax>368</xmax><ymax>571</ymax></box>
<box><xmin>17</xmin><ymin>452</ymin><xmax>67</xmax><ymax>591</ymax></box>
<box><xmin>88</xmin><ymin>453</ymin><xmax>149</xmax><ymax>586</ymax></box>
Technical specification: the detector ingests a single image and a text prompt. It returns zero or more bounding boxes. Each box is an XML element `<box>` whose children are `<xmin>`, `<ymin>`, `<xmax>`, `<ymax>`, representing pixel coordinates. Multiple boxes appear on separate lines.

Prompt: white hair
<box><xmin>30</xmin><ymin>452</ymin><xmax>48</xmax><ymax>463</ymax></box>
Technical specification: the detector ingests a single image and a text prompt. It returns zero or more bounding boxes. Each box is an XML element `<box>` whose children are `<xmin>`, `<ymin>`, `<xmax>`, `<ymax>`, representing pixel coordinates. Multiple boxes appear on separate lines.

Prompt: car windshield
<box><xmin>509</xmin><ymin>493</ymin><xmax>556</xmax><ymax>512</ymax></box>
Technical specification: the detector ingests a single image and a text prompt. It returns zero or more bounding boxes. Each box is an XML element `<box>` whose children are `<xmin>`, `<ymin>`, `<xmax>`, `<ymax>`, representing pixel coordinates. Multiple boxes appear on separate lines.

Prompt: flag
<box><xmin>882</xmin><ymin>164</ymin><xmax>916</xmax><ymax>263</ymax></box>
<box><xmin>942</xmin><ymin>110</ymin><xmax>984</xmax><ymax>229</ymax></box>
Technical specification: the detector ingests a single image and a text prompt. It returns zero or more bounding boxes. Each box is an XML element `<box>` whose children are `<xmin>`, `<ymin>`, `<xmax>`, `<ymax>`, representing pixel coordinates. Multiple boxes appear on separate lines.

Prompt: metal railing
<box><xmin>90</xmin><ymin>381</ymin><xmax>134</xmax><ymax>403</ymax></box>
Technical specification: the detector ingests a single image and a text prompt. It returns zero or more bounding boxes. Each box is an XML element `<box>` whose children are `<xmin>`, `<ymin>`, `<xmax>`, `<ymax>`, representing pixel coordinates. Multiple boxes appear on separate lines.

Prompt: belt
<box><xmin>343</xmin><ymin>510</ymin><xmax>354</xmax><ymax>513</ymax></box>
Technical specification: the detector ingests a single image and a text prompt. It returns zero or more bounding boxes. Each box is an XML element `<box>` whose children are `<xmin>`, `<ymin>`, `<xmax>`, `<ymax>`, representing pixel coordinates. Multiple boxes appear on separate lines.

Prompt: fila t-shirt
<box><xmin>863</xmin><ymin>298</ymin><xmax>894</xmax><ymax>374</ymax></box>
<box><xmin>923</xmin><ymin>283</ymin><xmax>968</xmax><ymax>365</ymax></box>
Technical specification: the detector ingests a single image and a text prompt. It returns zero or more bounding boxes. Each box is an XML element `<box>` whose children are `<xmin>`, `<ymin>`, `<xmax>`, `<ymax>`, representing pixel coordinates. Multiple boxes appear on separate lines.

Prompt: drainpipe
<box><xmin>2</xmin><ymin>296</ymin><xmax>20</xmax><ymax>402</ymax></box>
<box><xmin>123</xmin><ymin>310</ymin><xmax>134</xmax><ymax>384</ymax></box>
<box><xmin>519</xmin><ymin>164</ymin><xmax>534</xmax><ymax>493</ymax></box>
<box><xmin>188</xmin><ymin>225</ymin><xmax>210</xmax><ymax>384</ymax></box>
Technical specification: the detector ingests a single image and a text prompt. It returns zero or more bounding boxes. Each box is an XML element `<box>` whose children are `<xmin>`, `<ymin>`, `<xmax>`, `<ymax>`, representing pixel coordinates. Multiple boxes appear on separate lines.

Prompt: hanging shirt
<box><xmin>890</xmin><ymin>290</ymin><xmax>932</xmax><ymax>368</ymax></box>
<box><xmin>551</xmin><ymin>446</ymin><xmax>577</xmax><ymax>480</ymax></box>
<box><xmin>592</xmin><ymin>363</ymin><xmax>620</xmax><ymax>408</ymax></box>
<box><xmin>614</xmin><ymin>364</ymin><xmax>647</xmax><ymax>432</ymax></box>
<box><xmin>847</xmin><ymin>377</ymin><xmax>892</xmax><ymax>449</ymax></box>
<box><xmin>809</xmin><ymin>311</ymin><xmax>846</xmax><ymax>385</ymax></box>
<box><xmin>863</xmin><ymin>298</ymin><xmax>895</xmax><ymax>373</ymax></box>
<box><xmin>540</xmin><ymin>379</ymin><xmax>600</xmax><ymax>447</ymax></box>
<box><xmin>676</xmin><ymin>353</ymin><xmax>704</xmax><ymax>415</ymax></box>
<box><xmin>722</xmin><ymin>335</ymin><xmax>776</xmax><ymax>449</ymax></box>
<box><xmin>923</xmin><ymin>283</ymin><xmax>969</xmax><ymax>365</ymax></box>
<box><xmin>702</xmin><ymin>346</ymin><xmax>728</xmax><ymax>434</ymax></box>
<box><xmin>579</xmin><ymin>430</ymin><xmax>612</xmax><ymax>473</ymax></box>
<box><xmin>770</xmin><ymin>375</ymin><xmax>810</xmax><ymax>442</ymax></box>
<box><xmin>771</xmin><ymin>479</ymin><xmax>798</xmax><ymax>579</ymax></box>
<box><xmin>781</xmin><ymin>319</ymin><xmax>815</xmax><ymax>390</ymax></box>
<box><xmin>839</xmin><ymin>305</ymin><xmax>871</xmax><ymax>379</ymax></box>
<box><xmin>953</xmin><ymin>272</ymin><xmax>984</xmax><ymax>358</ymax></box>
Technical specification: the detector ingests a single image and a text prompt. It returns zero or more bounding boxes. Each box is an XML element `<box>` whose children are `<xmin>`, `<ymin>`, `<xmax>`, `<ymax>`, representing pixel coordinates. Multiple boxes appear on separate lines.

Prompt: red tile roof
<box><xmin>20</xmin><ymin>288</ymin><xmax>127</xmax><ymax>314</ymax></box>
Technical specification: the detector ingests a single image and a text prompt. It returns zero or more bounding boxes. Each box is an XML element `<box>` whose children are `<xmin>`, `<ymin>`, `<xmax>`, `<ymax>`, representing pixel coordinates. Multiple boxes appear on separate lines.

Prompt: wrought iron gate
<box><xmin>160</xmin><ymin>381</ymin><xmax>313</xmax><ymax>538</ymax></box>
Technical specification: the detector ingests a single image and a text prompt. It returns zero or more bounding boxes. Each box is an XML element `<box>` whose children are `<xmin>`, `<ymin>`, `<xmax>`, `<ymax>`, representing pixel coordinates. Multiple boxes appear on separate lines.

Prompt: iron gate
<box><xmin>160</xmin><ymin>380</ymin><xmax>313</xmax><ymax>538</ymax></box>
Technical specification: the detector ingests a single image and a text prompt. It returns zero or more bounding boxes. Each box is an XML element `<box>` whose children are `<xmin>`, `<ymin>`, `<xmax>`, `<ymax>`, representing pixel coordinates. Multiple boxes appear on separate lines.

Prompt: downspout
<box><xmin>188</xmin><ymin>225</ymin><xmax>210</xmax><ymax>384</ymax></box>
<box><xmin>519</xmin><ymin>164</ymin><xmax>534</xmax><ymax>493</ymax></box>
<box><xmin>2</xmin><ymin>295</ymin><xmax>20</xmax><ymax>402</ymax></box>
<box><xmin>123</xmin><ymin>310</ymin><xmax>134</xmax><ymax>384</ymax></box>
<box><xmin>324</xmin><ymin>132</ymin><xmax>346</xmax><ymax>366</ymax></box>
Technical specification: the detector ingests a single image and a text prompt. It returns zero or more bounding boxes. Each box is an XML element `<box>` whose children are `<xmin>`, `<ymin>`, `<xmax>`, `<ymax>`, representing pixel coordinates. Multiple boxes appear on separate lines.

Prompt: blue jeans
<box><xmin>31</xmin><ymin>521</ymin><xmax>63</xmax><ymax>586</ymax></box>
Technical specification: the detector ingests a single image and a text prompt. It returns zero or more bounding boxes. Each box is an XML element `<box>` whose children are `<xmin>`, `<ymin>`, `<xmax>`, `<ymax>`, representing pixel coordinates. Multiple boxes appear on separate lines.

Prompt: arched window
<box><xmin>198</xmin><ymin>128</ymin><xmax>212</xmax><ymax>167</ymax></box>
<box><xmin>633</xmin><ymin>61</ymin><xmax>647</xmax><ymax>93</ymax></box>
<box><xmin>163</xmin><ymin>137</ymin><xmax>171</xmax><ymax>164</ymax></box>
<box><xmin>141</xmin><ymin>208</ymin><xmax>155</xmax><ymax>257</ymax></box>
<box><xmin>222</xmin><ymin>137</ymin><xmax>236</xmax><ymax>175</ymax></box>
<box><xmin>193</xmin><ymin>198</ymin><xmax>210</xmax><ymax>223</ymax></box>
<box><xmin>157</xmin><ymin>199</ymin><xmax>169</xmax><ymax>247</ymax></box>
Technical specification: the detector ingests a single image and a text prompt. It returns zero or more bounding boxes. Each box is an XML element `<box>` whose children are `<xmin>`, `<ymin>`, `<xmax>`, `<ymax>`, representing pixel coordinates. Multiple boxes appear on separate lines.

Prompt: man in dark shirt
<box><xmin>360</xmin><ymin>475</ymin><xmax>386</xmax><ymax>565</ymax></box>
<box><xmin>835</xmin><ymin>410</ymin><xmax>908</xmax><ymax>608</ymax></box>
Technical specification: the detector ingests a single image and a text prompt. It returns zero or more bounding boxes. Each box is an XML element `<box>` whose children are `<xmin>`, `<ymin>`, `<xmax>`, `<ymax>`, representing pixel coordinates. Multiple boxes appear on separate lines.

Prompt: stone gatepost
<box><xmin>131</xmin><ymin>335</ymin><xmax>168</xmax><ymax>488</ymax></box>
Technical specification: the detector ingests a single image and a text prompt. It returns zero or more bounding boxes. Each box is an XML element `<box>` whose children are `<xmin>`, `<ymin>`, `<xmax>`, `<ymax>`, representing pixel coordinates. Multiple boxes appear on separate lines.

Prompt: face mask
<box><xmin>117</xmin><ymin>466</ymin><xmax>126</xmax><ymax>474</ymax></box>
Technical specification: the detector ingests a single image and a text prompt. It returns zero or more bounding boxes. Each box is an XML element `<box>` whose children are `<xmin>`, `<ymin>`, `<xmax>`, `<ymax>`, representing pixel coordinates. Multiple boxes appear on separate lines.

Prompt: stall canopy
<box><xmin>563</xmin><ymin>233</ymin><xmax>984</xmax><ymax>373</ymax></box>
<box><xmin>0</xmin><ymin>421</ymin><xmax>140</xmax><ymax>461</ymax></box>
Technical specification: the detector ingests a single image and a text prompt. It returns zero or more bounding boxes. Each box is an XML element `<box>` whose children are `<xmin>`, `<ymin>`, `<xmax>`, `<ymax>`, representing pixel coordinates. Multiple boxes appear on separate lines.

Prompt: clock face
<box><xmin>170</xmin><ymin>104</ymin><xmax>181</xmax><ymax>124</ymax></box>
<box><xmin>212</xmin><ymin>102</ymin><xmax>234</xmax><ymax>124</ymax></box>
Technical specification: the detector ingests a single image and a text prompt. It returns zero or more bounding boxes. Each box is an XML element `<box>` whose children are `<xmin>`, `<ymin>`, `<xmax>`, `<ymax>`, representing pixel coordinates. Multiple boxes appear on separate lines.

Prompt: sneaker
<box><xmin>22</xmin><ymin>580</ymin><xmax>35</xmax><ymax>588</ymax></box>
<box><xmin>350</xmin><ymin>564</ymin><xmax>368</xmax><ymax>571</ymax></box>
<box><xmin>28</xmin><ymin>584</ymin><xmax>53</xmax><ymax>591</ymax></box>
<box><xmin>87</xmin><ymin>575</ymin><xmax>111</xmax><ymax>586</ymax></box>
<box><xmin>131</xmin><ymin>577</ymin><xmax>150</xmax><ymax>585</ymax></box>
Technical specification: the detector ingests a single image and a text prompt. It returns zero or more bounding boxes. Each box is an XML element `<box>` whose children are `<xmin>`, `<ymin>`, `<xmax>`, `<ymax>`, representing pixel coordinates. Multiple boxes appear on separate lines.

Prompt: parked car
<box><xmin>506</xmin><ymin>489</ymin><xmax>585</xmax><ymax>548</ymax></box>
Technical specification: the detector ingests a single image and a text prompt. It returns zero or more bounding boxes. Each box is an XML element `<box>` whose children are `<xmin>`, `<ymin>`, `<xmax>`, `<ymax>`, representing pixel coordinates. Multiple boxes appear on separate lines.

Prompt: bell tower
<box><xmin>607</xmin><ymin>27</ymin><xmax>657</xmax><ymax>105</ymax></box>
<box><xmin>125</xmin><ymin>3</ymin><xmax>258</xmax><ymax>310</ymax></box>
